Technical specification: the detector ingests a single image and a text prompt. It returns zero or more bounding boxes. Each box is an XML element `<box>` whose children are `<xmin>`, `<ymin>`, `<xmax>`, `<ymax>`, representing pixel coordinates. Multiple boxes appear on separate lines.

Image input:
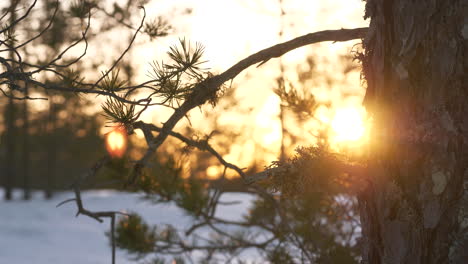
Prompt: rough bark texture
<box><xmin>360</xmin><ymin>0</ymin><xmax>468</xmax><ymax>263</ymax></box>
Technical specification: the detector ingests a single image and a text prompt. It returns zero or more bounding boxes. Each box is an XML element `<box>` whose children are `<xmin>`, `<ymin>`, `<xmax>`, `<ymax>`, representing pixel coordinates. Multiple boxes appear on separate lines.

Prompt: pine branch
<box><xmin>128</xmin><ymin>27</ymin><xmax>368</xmax><ymax>184</ymax></box>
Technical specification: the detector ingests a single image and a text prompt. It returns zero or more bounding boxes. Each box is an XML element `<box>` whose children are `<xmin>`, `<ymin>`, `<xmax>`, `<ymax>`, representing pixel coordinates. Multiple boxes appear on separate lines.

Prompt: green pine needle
<box><xmin>101</xmin><ymin>97</ymin><xmax>136</xmax><ymax>124</ymax></box>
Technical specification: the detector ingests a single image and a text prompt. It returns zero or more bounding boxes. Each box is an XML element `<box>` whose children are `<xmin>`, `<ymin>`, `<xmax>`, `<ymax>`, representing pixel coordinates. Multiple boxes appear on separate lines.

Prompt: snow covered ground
<box><xmin>0</xmin><ymin>190</ymin><xmax>255</xmax><ymax>264</ymax></box>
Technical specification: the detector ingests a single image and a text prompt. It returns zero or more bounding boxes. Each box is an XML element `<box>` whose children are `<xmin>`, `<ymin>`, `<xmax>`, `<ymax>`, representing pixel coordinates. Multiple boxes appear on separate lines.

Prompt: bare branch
<box><xmin>133</xmin><ymin>121</ymin><xmax>248</xmax><ymax>179</ymax></box>
<box><xmin>0</xmin><ymin>0</ymin><xmax>38</xmax><ymax>35</ymax></box>
<box><xmin>91</xmin><ymin>6</ymin><xmax>146</xmax><ymax>89</ymax></box>
<box><xmin>0</xmin><ymin>0</ymin><xmax>59</xmax><ymax>52</ymax></box>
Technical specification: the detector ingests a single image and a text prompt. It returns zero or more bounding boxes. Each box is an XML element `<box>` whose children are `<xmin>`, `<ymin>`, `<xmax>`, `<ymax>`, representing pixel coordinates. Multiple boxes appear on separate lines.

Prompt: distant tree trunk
<box><xmin>279</xmin><ymin>103</ymin><xmax>287</xmax><ymax>163</ymax></box>
<box><xmin>45</xmin><ymin>97</ymin><xmax>56</xmax><ymax>199</ymax></box>
<box><xmin>3</xmin><ymin>0</ymin><xmax>20</xmax><ymax>201</ymax></box>
<box><xmin>277</xmin><ymin>0</ymin><xmax>287</xmax><ymax>164</ymax></box>
<box><xmin>22</xmin><ymin>84</ymin><xmax>31</xmax><ymax>200</ymax></box>
<box><xmin>359</xmin><ymin>0</ymin><xmax>467</xmax><ymax>263</ymax></box>
<box><xmin>4</xmin><ymin>98</ymin><xmax>15</xmax><ymax>201</ymax></box>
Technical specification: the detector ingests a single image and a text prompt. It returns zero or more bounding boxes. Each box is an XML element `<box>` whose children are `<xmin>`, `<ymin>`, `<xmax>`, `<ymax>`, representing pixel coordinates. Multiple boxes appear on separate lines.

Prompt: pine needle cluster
<box><xmin>147</xmin><ymin>38</ymin><xmax>208</xmax><ymax>106</ymax></box>
<box><xmin>100</xmin><ymin>39</ymin><xmax>209</xmax><ymax>126</ymax></box>
<box><xmin>101</xmin><ymin>97</ymin><xmax>136</xmax><ymax>124</ymax></box>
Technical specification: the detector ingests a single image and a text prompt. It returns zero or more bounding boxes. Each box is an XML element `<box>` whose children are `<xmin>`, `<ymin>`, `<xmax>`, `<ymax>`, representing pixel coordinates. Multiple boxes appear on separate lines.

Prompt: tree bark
<box><xmin>359</xmin><ymin>0</ymin><xmax>468</xmax><ymax>263</ymax></box>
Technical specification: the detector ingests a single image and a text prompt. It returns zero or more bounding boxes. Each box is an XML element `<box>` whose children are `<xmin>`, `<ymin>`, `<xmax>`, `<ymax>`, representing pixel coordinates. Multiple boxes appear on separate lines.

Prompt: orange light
<box><xmin>105</xmin><ymin>127</ymin><xmax>127</xmax><ymax>158</ymax></box>
<box><xmin>331</xmin><ymin>107</ymin><xmax>366</xmax><ymax>143</ymax></box>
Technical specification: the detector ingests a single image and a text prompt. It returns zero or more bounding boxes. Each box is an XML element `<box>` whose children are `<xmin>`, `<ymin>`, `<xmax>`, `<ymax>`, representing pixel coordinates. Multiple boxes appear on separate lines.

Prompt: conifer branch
<box><xmin>128</xmin><ymin>27</ymin><xmax>368</xmax><ymax>184</ymax></box>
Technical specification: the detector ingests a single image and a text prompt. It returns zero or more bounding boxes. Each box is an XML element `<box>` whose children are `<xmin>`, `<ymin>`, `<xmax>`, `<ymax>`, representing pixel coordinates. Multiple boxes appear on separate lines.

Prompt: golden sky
<box><xmin>121</xmin><ymin>0</ymin><xmax>369</xmax><ymax>171</ymax></box>
<box><xmin>3</xmin><ymin>0</ymin><xmax>370</xmax><ymax>176</ymax></box>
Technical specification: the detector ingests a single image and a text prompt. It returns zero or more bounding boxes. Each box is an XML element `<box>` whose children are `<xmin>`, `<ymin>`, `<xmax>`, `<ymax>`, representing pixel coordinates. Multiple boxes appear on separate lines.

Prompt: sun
<box><xmin>105</xmin><ymin>128</ymin><xmax>127</xmax><ymax>158</ymax></box>
<box><xmin>330</xmin><ymin>107</ymin><xmax>366</xmax><ymax>143</ymax></box>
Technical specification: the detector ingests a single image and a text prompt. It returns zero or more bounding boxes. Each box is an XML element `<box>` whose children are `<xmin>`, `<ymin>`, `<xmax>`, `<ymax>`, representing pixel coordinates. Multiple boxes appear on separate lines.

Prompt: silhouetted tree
<box><xmin>3</xmin><ymin>0</ymin><xmax>19</xmax><ymax>201</ymax></box>
<box><xmin>21</xmin><ymin>80</ymin><xmax>30</xmax><ymax>200</ymax></box>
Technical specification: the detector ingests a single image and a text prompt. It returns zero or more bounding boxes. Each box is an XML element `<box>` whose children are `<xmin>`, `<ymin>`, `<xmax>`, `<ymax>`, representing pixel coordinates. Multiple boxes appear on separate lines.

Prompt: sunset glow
<box><xmin>331</xmin><ymin>107</ymin><xmax>366</xmax><ymax>142</ymax></box>
<box><xmin>140</xmin><ymin>0</ymin><xmax>369</xmax><ymax>169</ymax></box>
<box><xmin>105</xmin><ymin>128</ymin><xmax>127</xmax><ymax>158</ymax></box>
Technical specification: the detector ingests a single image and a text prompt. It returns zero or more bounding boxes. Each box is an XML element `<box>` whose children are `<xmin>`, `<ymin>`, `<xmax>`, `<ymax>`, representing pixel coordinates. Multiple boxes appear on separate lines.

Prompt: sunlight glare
<box><xmin>331</xmin><ymin>107</ymin><xmax>366</xmax><ymax>142</ymax></box>
<box><xmin>255</xmin><ymin>95</ymin><xmax>282</xmax><ymax>146</ymax></box>
<box><xmin>206</xmin><ymin>165</ymin><xmax>221</xmax><ymax>180</ymax></box>
<box><xmin>106</xmin><ymin>128</ymin><xmax>127</xmax><ymax>158</ymax></box>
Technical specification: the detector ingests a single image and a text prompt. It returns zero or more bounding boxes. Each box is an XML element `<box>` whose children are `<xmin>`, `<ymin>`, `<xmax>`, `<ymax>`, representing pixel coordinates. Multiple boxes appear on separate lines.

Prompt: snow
<box><xmin>0</xmin><ymin>190</ymin><xmax>255</xmax><ymax>264</ymax></box>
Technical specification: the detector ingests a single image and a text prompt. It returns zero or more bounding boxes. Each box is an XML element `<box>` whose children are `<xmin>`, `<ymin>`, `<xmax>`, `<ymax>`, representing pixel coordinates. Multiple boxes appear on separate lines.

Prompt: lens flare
<box><xmin>331</xmin><ymin>107</ymin><xmax>366</xmax><ymax>142</ymax></box>
<box><xmin>105</xmin><ymin>128</ymin><xmax>127</xmax><ymax>158</ymax></box>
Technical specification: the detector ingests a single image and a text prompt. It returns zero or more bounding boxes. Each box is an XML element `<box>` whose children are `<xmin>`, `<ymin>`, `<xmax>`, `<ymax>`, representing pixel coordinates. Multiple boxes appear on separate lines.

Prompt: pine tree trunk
<box><xmin>3</xmin><ymin>0</ymin><xmax>20</xmax><ymax>201</ymax></box>
<box><xmin>45</xmin><ymin>97</ymin><xmax>56</xmax><ymax>199</ymax></box>
<box><xmin>4</xmin><ymin>97</ymin><xmax>15</xmax><ymax>201</ymax></box>
<box><xmin>22</xmin><ymin>85</ymin><xmax>30</xmax><ymax>200</ymax></box>
<box><xmin>359</xmin><ymin>0</ymin><xmax>468</xmax><ymax>263</ymax></box>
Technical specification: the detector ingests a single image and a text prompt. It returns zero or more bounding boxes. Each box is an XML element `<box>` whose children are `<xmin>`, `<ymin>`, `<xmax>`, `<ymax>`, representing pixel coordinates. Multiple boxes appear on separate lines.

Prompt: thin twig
<box><xmin>0</xmin><ymin>0</ymin><xmax>38</xmax><ymax>35</ymax></box>
<box><xmin>91</xmin><ymin>6</ymin><xmax>146</xmax><ymax>90</ymax></box>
